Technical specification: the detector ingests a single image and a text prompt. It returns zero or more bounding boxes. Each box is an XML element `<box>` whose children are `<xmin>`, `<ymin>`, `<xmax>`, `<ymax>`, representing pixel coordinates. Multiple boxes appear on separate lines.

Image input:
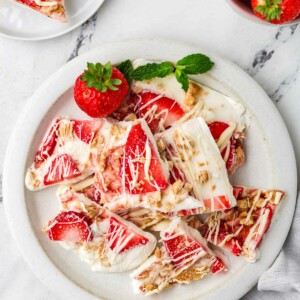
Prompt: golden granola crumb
<box><xmin>184</xmin><ymin>82</ymin><xmax>202</xmax><ymax>106</ymax></box>
<box><xmin>155</xmin><ymin>248</ymin><xmax>162</xmax><ymax>259</ymax></box>
<box><xmin>124</xmin><ymin>113</ymin><xmax>137</xmax><ymax>122</ymax></box>
<box><xmin>157</xmin><ymin>138</ymin><xmax>166</xmax><ymax>152</ymax></box>
<box><xmin>198</xmin><ymin>170</ymin><xmax>209</xmax><ymax>184</ymax></box>
<box><xmin>172</xmin><ymin>180</ymin><xmax>184</xmax><ymax>195</ymax></box>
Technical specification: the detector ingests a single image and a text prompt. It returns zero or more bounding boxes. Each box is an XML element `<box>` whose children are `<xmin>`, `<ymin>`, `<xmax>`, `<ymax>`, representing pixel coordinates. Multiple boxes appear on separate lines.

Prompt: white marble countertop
<box><xmin>0</xmin><ymin>0</ymin><xmax>299</xmax><ymax>299</ymax></box>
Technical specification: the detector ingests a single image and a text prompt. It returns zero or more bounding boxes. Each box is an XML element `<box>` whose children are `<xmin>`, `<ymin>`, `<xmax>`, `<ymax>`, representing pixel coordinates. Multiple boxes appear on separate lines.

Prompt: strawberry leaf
<box><xmin>81</xmin><ymin>62</ymin><xmax>122</xmax><ymax>92</ymax></box>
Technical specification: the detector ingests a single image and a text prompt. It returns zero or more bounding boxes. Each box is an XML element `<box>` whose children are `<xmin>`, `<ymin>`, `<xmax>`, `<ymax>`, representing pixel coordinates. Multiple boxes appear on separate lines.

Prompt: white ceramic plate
<box><xmin>0</xmin><ymin>0</ymin><xmax>105</xmax><ymax>41</ymax></box>
<box><xmin>3</xmin><ymin>40</ymin><xmax>297</xmax><ymax>300</ymax></box>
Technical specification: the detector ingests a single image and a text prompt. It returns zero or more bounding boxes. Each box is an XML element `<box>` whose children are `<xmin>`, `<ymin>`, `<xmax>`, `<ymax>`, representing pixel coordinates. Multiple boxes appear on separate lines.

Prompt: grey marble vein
<box><xmin>271</xmin><ymin>64</ymin><xmax>300</xmax><ymax>103</ymax></box>
<box><xmin>247</xmin><ymin>24</ymin><xmax>298</xmax><ymax>76</ymax></box>
<box><xmin>67</xmin><ymin>13</ymin><xmax>98</xmax><ymax>62</ymax></box>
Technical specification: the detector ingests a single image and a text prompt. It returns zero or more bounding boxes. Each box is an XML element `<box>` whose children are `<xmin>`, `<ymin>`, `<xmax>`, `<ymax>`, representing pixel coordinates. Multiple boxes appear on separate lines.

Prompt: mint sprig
<box><xmin>131</xmin><ymin>62</ymin><xmax>175</xmax><ymax>81</ymax></box>
<box><xmin>116</xmin><ymin>54</ymin><xmax>214</xmax><ymax>92</ymax></box>
<box><xmin>116</xmin><ymin>59</ymin><xmax>134</xmax><ymax>85</ymax></box>
<box><xmin>81</xmin><ymin>62</ymin><xmax>122</xmax><ymax>92</ymax></box>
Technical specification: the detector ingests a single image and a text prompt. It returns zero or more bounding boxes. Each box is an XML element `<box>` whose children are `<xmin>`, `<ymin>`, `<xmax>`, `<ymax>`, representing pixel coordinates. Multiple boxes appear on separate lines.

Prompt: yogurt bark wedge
<box><xmin>201</xmin><ymin>186</ymin><xmax>285</xmax><ymax>262</ymax></box>
<box><xmin>25</xmin><ymin>117</ymin><xmax>133</xmax><ymax>191</ymax></box>
<box><xmin>131</xmin><ymin>217</ymin><xmax>226</xmax><ymax>295</ymax></box>
<box><xmin>129</xmin><ymin>59</ymin><xmax>247</xmax><ymax>174</ymax></box>
<box><xmin>14</xmin><ymin>0</ymin><xmax>67</xmax><ymax>22</ymax></box>
<box><xmin>156</xmin><ymin>117</ymin><xmax>236</xmax><ymax>215</ymax></box>
<box><xmin>45</xmin><ymin>187</ymin><xmax>157</xmax><ymax>272</ymax></box>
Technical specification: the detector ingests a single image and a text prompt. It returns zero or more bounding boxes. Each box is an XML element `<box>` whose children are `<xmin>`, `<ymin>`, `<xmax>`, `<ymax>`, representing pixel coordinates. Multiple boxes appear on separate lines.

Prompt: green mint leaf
<box><xmin>116</xmin><ymin>60</ymin><xmax>134</xmax><ymax>85</ymax></box>
<box><xmin>175</xmin><ymin>69</ymin><xmax>189</xmax><ymax>92</ymax></box>
<box><xmin>176</xmin><ymin>53</ymin><xmax>214</xmax><ymax>75</ymax></box>
<box><xmin>131</xmin><ymin>62</ymin><xmax>175</xmax><ymax>81</ymax></box>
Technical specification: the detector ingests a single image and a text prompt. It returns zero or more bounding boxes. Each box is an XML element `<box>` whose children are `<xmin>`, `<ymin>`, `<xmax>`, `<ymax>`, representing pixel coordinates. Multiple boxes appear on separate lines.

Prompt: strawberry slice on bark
<box><xmin>44</xmin><ymin>154</ymin><xmax>81</xmax><ymax>186</ymax></box>
<box><xmin>123</xmin><ymin>122</ymin><xmax>169</xmax><ymax>194</ymax></box>
<box><xmin>163</xmin><ymin>234</ymin><xmax>206</xmax><ymax>266</ymax></box>
<box><xmin>134</xmin><ymin>91</ymin><xmax>185</xmax><ymax>133</ymax></box>
<box><xmin>107</xmin><ymin>216</ymin><xmax>149</xmax><ymax>254</ymax></box>
<box><xmin>46</xmin><ymin>211</ymin><xmax>92</xmax><ymax>242</ymax></box>
<box><xmin>34</xmin><ymin>119</ymin><xmax>60</xmax><ymax>168</ymax></box>
<box><xmin>72</xmin><ymin>119</ymin><xmax>101</xmax><ymax>144</ymax></box>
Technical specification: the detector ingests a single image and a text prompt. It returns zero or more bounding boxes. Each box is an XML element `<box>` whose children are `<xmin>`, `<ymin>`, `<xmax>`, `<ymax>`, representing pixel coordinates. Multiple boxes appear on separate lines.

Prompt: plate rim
<box><xmin>3</xmin><ymin>39</ymin><xmax>297</xmax><ymax>300</ymax></box>
<box><xmin>0</xmin><ymin>0</ymin><xmax>105</xmax><ymax>41</ymax></box>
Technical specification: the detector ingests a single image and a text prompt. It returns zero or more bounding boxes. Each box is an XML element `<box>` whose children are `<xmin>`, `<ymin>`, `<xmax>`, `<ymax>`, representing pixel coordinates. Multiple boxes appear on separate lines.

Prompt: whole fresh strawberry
<box><xmin>74</xmin><ymin>62</ymin><xmax>129</xmax><ymax>118</ymax></box>
<box><xmin>251</xmin><ymin>0</ymin><xmax>300</xmax><ymax>24</ymax></box>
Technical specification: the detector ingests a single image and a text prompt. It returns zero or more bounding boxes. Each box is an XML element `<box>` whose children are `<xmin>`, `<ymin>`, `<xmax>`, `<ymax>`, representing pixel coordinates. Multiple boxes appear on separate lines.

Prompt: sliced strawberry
<box><xmin>211</xmin><ymin>257</ymin><xmax>226</xmax><ymax>273</ymax></box>
<box><xmin>135</xmin><ymin>91</ymin><xmax>185</xmax><ymax>133</ymax></box>
<box><xmin>110</xmin><ymin>93</ymin><xmax>136</xmax><ymax>121</ymax></box>
<box><xmin>233</xmin><ymin>186</ymin><xmax>244</xmax><ymax>199</ymax></box>
<box><xmin>123</xmin><ymin>123</ymin><xmax>169</xmax><ymax>194</ymax></box>
<box><xmin>169</xmin><ymin>166</ymin><xmax>186</xmax><ymax>184</ymax></box>
<box><xmin>107</xmin><ymin>216</ymin><xmax>149</xmax><ymax>253</ymax></box>
<box><xmin>47</xmin><ymin>211</ymin><xmax>92</xmax><ymax>242</ymax></box>
<box><xmin>203</xmin><ymin>195</ymin><xmax>231</xmax><ymax>211</ymax></box>
<box><xmin>163</xmin><ymin>234</ymin><xmax>205</xmax><ymax>266</ymax></box>
<box><xmin>246</xmin><ymin>207</ymin><xmax>273</xmax><ymax>250</ymax></box>
<box><xmin>72</xmin><ymin>120</ymin><xmax>101</xmax><ymax>144</ymax></box>
<box><xmin>81</xmin><ymin>185</ymin><xmax>101</xmax><ymax>203</ymax></box>
<box><xmin>34</xmin><ymin>119</ymin><xmax>60</xmax><ymax>168</ymax></box>
<box><xmin>44</xmin><ymin>154</ymin><xmax>81</xmax><ymax>186</ymax></box>
<box><xmin>208</xmin><ymin>121</ymin><xmax>229</xmax><ymax>140</ymax></box>
<box><xmin>206</xmin><ymin>226</ymin><xmax>242</xmax><ymax>257</ymax></box>
<box><xmin>221</xmin><ymin>137</ymin><xmax>236</xmax><ymax>171</ymax></box>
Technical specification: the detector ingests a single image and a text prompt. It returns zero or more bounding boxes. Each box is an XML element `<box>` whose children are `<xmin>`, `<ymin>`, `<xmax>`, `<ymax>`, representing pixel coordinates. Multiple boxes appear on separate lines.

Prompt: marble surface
<box><xmin>0</xmin><ymin>0</ymin><xmax>299</xmax><ymax>299</ymax></box>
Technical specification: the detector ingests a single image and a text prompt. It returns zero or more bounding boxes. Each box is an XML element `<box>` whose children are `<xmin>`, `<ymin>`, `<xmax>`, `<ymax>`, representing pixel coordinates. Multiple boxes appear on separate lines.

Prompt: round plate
<box><xmin>3</xmin><ymin>40</ymin><xmax>297</xmax><ymax>300</ymax></box>
<box><xmin>0</xmin><ymin>0</ymin><xmax>105</xmax><ymax>41</ymax></box>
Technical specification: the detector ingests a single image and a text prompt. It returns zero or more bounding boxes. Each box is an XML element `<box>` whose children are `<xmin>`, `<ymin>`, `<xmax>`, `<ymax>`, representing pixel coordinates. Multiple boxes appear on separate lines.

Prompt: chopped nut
<box><xmin>184</xmin><ymin>82</ymin><xmax>202</xmax><ymax>106</ymax></box>
<box><xmin>133</xmin><ymin>86</ymin><xmax>142</xmax><ymax>94</ymax></box>
<box><xmin>255</xmin><ymin>197</ymin><xmax>267</xmax><ymax>208</ymax></box>
<box><xmin>240</xmin><ymin>217</ymin><xmax>254</xmax><ymax>226</ymax></box>
<box><xmin>144</xmin><ymin>284</ymin><xmax>158</xmax><ymax>293</ymax></box>
<box><xmin>198</xmin><ymin>170</ymin><xmax>209</xmax><ymax>184</ymax></box>
<box><xmin>184</xmin><ymin>182</ymin><xmax>193</xmax><ymax>192</ymax></box>
<box><xmin>32</xmin><ymin>179</ymin><xmax>40</xmax><ymax>188</ymax></box>
<box><xmin>239</xmin><ymin>212</ymin><xmax>248</xmax><ymax>218</ymax></box>
<box><xmin>167</xmin><ymin>160</ymin><xmax>174</xmax><ymax>169</ymax></box>
<box><xmin>155</xmin><ymin>248</ymin><xmax>162</xmax><ymax>259</ymax></box>
<box><xmin>157</xmin><ymin>138</ymin><xmax>166</xmax><ymax>152</ymax></box>
<box><xmin>237</xmin><ymin>199</ymin><xmax>249</xmax><ymax>210</ymax></box>
<box><xmin>137</xmin><ymin>270</ymin><xmax>150</xmax><ymax>280</ymax></box>
<box><xmin>172</xmin><ymin>180</ymin><xmax>185</xmax><ymax>195</ymax></box>
<box><xmin>124</xmin><ymin>113</ymin><xmax>137</xmax><ymax>122</ymax></box>
<box><xmin>59</xmin><ymin>121</ymin><xmax>73</xmax><ymax>139</ymax></box>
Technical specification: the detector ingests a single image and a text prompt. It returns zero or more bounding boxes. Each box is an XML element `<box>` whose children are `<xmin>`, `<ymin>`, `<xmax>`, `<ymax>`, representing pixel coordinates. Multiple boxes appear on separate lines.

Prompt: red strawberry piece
<box><xmin>18</xmin><ymin>0</ymin><xmax>38</xmax><ymax>8</ymax></box>
<box><xmin>251</xmin><ymin>0</ymin><xmax>300</xmax><ymax>24</ymax></box>
<box><xmin>208</xmin><ymin>121</ymin><xmax>229</xmax><ymax>140</ymax></box>
<box><xmin>34</xmin><ymin>119</ymin><xmax>60</xmax><ymax>168</ymax></box>
<box><xmin>203</xmin><ymin>195</ymin><xmax>231</xmax><ymax>211</ymax></box>
<box><xmin>123</xmin><ymin>123</ymin><xmax>169</xmax><ymax>194</ymax></box>
<box><xmin>233</xmin><ymin>186</ymin><xmax>244</xmax><ymax>199</ymax></box>
<box><xmin>135</xmin><ymin>91</ymin><xmax>185</xmax><ymax>133</ymax></box>
<box><xmin>72</xmin><ymin>120</ymin><xmax>101</xmax><ymax>144</ymax></box>
<box><xmin>44</xmin><ymin>154</ymin><xmax>81</xmax><ymax>186</ymax></box>
<box><xmin>211</xmin><ymin>257</ymin><xmax>226</xmax><ymax>273</ymax></box>
<box><xmin>74</xmin><ymin>62</ymin><xmax>129</xmax><ymax>118</ymax></box>
<box><xmin>47</xmin><ymin>211</ymin><xmax>92</xmax><ymax>242</ymax></box>
<box><xmin>107</xmin><ymin>216</ymin><xmax>148</xmax><ymax>253</ymax></box>
<box><xmin>169</xmin><ymin>166</ymin><xmax>186</xmax><ymax>184</ymax></box>
<box><xmin>110</xmin><ymin>93</ymin><xmax>136</xmax><ymax>121</ymax></box>
<box><xmin>221</xmin><ymin>137</ymin><xmax>236</xmax><ymax>172</ymax></box>
<box><xmin>81</xmin><ymin>185</ymin><xmax>101</xmax><ymax>203</ymax></box>
<box><xmin>163</xmin><ymin>234</ymin><xmax>205</xmax><ymax>266</ymax></box>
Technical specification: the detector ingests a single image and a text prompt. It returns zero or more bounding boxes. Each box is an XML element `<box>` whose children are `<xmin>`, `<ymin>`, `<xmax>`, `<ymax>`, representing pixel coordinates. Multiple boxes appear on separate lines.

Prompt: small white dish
<box><xmin>3</xmin><ymin>39</ymin><xmax>297</xmax><ymax>300</ymax></box>
<box><xmin>226</xmin><ymin>0</ymin><xmax>300</xmax><ymax>26</ymax></box>
<box><xmin>0</xmin><ymin>0</ymin><xmax>105</xmax><ymax>41</ymax></box>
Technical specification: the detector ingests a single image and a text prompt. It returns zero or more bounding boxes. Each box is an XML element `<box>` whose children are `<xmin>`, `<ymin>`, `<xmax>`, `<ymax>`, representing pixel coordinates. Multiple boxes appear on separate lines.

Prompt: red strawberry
<box><xmin>251</xmin><ymin>0</ymin><xmax>300</xmax><ymax>24</ymax></box>
<box><xmin>134</xmin><ymin>91</ymin><xmax>185</xmax><ymax>133</ymax></box>
<box><xmin>211</xmin><ymin>257</ymin><xmax>226</xmax><ymax>273</ymax></box>
<box><xmin>107</xmin><ymin>216</ymin><xmax>148</xmax><ymax>253</ymax></box>
<box><xmin>81</xmin><ymin>185</ymin><xmax>101</xmax><ymax>203</ymax></box>
<box><xmin>34</xmin><ymin>119</ymin><xmax>60</xmax><ymax>168</ymax></box>
<box><xmin>221</xmin><ymin>137</ymin><xmax>236</xmax><ymax>172</ymax></box>
<box><xmin>44</xmin><ymin>154</ymin><xmax>81</xmax><ymax>186</ymax></box>
<box><xmin>203</xmin><ymin>195</ymin><xmax>231</xmax><ymax>211</ymax></box>
<box><xmin>208</xmin><ymin>121</ymin><xmax>229</xmax><ymax>140</ymax></box>
<box><xmin>72</xmin><ymin>120</ymin><xmax>101</xmax><ymax>144</ymax></box>
<box><xmin>74</xmin><ymin>62</ymin><xmax>129</xmax><ymax>118</ymax></box>
<box><xmin>233</xmin><ymin>186</ymin><xmax>244</xmax><ymax>199</ymax></box>
<box><xmin>163</xmin><ymin>234</ymin><xmax>205</xmax><ymax>266</ymax></box>
<box><xmin>169</xmin><ymin>166</ymin><xmax>186</xmax><ymax>184</ymax></box>
<box><xmin>47</xmin><ymin>211</ymin><xmax>92</xmax><ymax>242</ymax></box>
<box><xmin>123</xmin><ymin>123</ymin><xmax>169</xmax><ymax>194</ymax></box>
